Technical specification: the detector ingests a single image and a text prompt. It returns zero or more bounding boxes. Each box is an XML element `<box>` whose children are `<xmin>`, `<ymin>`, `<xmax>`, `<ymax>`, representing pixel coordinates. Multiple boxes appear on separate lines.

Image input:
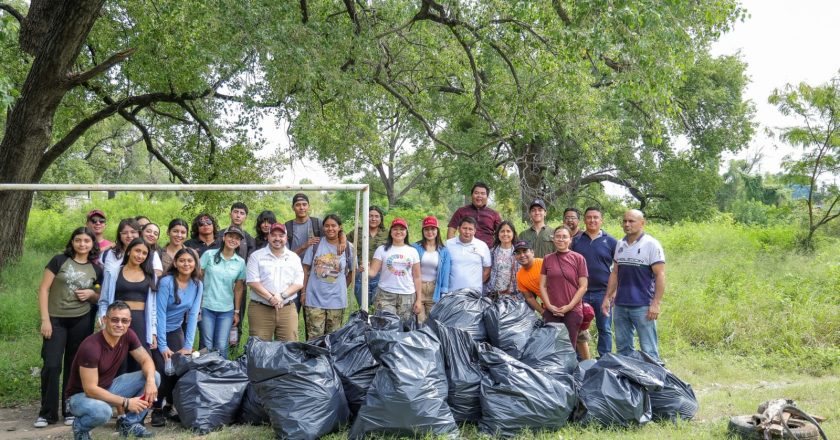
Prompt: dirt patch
<box><xmin>0</xmin><ymin>404</ymin><xmax>176</xmax><ymax>440</ymax></box>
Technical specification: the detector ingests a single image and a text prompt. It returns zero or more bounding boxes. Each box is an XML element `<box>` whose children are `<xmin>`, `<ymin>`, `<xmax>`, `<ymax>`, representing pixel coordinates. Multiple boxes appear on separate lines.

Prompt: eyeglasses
<box><xmin>108</xmin><ymin>317</ymin><xmax>131</xmax><ymax>325</ymax></box>
<box><xmin>198</xmin><ymin>220</ymin><xmax>213</xmax><ymax>226</ymax></box>
<box><xmin>89</xmin><ymin>218</ymin><xmax>106</xmax><ymax>224</ymax></box>
<box><xmin>563</xmin><ymin>216</ymin><xmax>578</xmax><ymax>221</ymax></box>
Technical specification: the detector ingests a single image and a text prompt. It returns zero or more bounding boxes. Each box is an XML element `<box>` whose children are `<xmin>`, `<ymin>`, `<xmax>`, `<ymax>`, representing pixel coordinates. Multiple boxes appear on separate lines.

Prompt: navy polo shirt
<box><xmin>571</xmin><ymin>230</ymin><xmax>618</xmax><ymax>295</ymax></box>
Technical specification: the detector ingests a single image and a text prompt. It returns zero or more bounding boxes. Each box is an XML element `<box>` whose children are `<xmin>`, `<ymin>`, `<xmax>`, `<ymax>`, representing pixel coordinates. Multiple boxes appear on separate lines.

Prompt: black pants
<box><xmin>120</xmin><ymin>309</ymin><xmax>148</xmax><ymax>374</ymax></box>
<box><xmin>39</xmin><ymin>314</ymin><xmax>92</xmax><ymax>422</ymax></box>
<box><xmin>151</xmin><ymin>329</ymin><xmax>185</xmax><ymax>408</ymax></box>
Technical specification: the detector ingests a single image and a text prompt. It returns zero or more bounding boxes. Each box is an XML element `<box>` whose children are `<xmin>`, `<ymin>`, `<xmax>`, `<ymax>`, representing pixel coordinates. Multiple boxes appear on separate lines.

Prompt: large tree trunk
<box><xmin>514</xmin><ymin>140</ymin><xmax>548</xmax><ymax>220</ymax></box>
<box><xmin>0</xmin><ymin>0</ymin><xmax>106</xmax><ymax>267</ymax></box>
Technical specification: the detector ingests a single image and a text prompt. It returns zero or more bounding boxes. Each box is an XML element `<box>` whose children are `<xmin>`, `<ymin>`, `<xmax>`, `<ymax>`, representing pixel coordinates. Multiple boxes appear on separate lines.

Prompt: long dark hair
<box><xmin>213</xmin><ymin>229</ymin><xmax>241</xmax><ymax>264</ymax></box>
<box><xmin>121</xmin><ymin>238</ymin><xmax>156</xmax><ymax>286</ymax></box>
<box><xmin>166</xmin><ymin>247</ymin><xmax>201</xmax><ymax>305</ymax></box>
<box><xmin>190</xmin><ymin>213</ymin><xmax>217</xmax><ymax>240</ymax></box>
<box><xmin>112</xmin><ymin>218</ymin><xmax>141</xmax><ymax>258</ymax></box>
<box><xmin>254</xmin><ymin>210</ymin><xmax>277</xmax><ymax>241</ymax></box>
<box><xmin>492</xmin><ymin>220</ymin><xmax>518</xmax><ymax>249</ymax></box>
<box><xmin>141</xmin><ymin>222</ymin><xmax>161</xmax><ymax>252</ymax></box>
<box><xmin>64</xmin><ymin>227</ymin><xmax>100</xmax><ymax>262</ymax></box>
<box><xmin>166</xmin><ymin>218</ymin><xmax>189</xmax><ymax>246</ymax></box>
<box><xmin>384</xmin><ymin>225</ymin><xmax>410</xmax><ymax>251</ymax></box>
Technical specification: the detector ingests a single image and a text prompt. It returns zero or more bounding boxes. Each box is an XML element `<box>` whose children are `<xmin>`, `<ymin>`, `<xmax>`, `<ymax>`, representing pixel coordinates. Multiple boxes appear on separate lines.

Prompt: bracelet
<box><xmin>234</xmin><ymin>310</ymin><xmax>240</xmax><ymax>314</ymax></box>
<box><xmin>123</xmin><ymin>397</ymin><xmax>129</xmax><ymax>410</ymax></box>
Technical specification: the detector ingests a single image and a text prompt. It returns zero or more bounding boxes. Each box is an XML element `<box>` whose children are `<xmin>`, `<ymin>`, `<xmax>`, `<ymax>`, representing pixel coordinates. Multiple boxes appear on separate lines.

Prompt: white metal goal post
<box><xmin>0</xmin><ymin>183</ymin><xmax>373</xmax><ymax>310</ymax></box>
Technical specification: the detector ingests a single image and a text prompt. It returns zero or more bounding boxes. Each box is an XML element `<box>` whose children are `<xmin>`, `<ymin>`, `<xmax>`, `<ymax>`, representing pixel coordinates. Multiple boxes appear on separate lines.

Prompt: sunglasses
<box><xmin>198</xmin><ymin>220</ymin><xmax>213</xmax><ymax>226</ymax></box>
<box><xmin>89</xmin><ymin>218</ymin><xmax>106</xmax><ymax>224</ymax></box>
<box><xmin>108</xmin><ymin>317</ymin><xmax>131</xmax><ymax>325</ymax></box>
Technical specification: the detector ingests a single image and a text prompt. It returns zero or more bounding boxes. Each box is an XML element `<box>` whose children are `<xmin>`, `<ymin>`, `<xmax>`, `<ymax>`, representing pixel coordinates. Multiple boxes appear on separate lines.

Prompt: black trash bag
<box><xmin>172</xmin><ymin>351</ymin><xmax>249</xmax><ymax>433</ymax></box>
<box><xmin>369</xmin><ymin>310</ymin><xmax>402</xmax><ymax>331</ymax></box>
<box><xmin>573</xmin><ymin>359</ymin><xmax>597</xmax><ymax>385</ymax></box>
<box><xmin>520</xmin><ymin>321</ymin><xmax>578</xmax><ymax>376</ymax></box>
<box><xmin>576</xmin><ymin>353</ymin><xmax>665</xmax><ymax>427</ymax></box>
<box><xmin>236</xmin><ymin>383</ymin><xmax>269</xmax><ymax>425</ymax></box>
<box><xmin>483</xmin><ymin>295</ymin><xmax>538</xmax><ymax>358</ymax></box>
<box><xmin>427</xmin><ymin>320</ymin><xmax>483</xmax><ymax>423</ymax></box>
<box><xmin>248</xmin><ymin>340</ymin><xmax>349</xmax><ymax>440</ymax></box>
<box><xmin>478</xmin><ymin>343</ymin><xmax>577</xmax><ymax>437</ymax></box>
<box><xmin>323</xmin><ymin>310</ymin><xmax>379</xmax><ymax>416</ymax></box>
<box><xmin>429</xmin><ymin>288</ymin><xmax>493</xmax><ymax>342</ymax></box>
<box><xmin>349</xmin><ymin>327</ymin><xmax>458</xmax><ymax>439</ymax></box>
<box><xmin>626</xmin><ymin>351</ymin><xmax>698</xmax><ymax>421</ymax></box>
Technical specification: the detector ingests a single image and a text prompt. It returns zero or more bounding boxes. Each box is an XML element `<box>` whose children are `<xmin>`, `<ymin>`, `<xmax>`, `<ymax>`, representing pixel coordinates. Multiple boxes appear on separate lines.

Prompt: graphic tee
<box><xmin>373</xmin><ymin>244</ymin><xmax>420</xmax><ymax>295</ymax></box>
<box><xmin>303</xmin><ymin>241</ymin><xmax>355</xmax><ymax>309</ymax></box>
<box><xmin>46</xmin><ymin>255</ymin><xmax>103</xmax><ymax>318</ymax></box>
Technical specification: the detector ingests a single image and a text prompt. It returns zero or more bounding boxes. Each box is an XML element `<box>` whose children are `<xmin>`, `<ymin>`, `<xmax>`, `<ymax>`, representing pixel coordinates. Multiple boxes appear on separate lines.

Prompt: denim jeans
<box><xmin>353</xmin><ymin>271</ymin><xmax>380</xmax><ymax>309</ymax></box>
<box><xmin>613</xmin><ymin>305</ymin><xmax>660</xmax><ymax>361</ymax></box>
<box><xmin>68</xmin><ymin>371</ymin><xmax>160</xmax><ymax>433</ymax></box>
<box><xmin>199</xmin><ymin>308</ymin><xmax>234</xmax><ymax>359</ymax></box>
<box><xmin>583</xmin><ymin>291</ymin><xmax>613</xmax><ymax>357</ymax></box>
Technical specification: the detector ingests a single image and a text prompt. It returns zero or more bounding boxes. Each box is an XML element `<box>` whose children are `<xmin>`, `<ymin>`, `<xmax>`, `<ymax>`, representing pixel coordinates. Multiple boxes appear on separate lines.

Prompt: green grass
<box><xmin>2</xmin><ymin>218</ymin><xmax>839</xmax><ymax>439</ymax></box>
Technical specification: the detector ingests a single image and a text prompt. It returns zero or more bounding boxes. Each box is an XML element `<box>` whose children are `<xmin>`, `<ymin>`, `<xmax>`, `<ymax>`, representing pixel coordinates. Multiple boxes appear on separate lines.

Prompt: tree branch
<box><xmin>67</xmin><ymin>47</ymin><xmax>136</xmax><ymax>87</ymax></box>
<box><xmin>343</xmin><ymin>0</ymin><xmax>360</xmax><ymax>35</ymax></box>
<box><xmin>121</xmin><ymin>110</ymin><xmax>190</xmax><ymax>183</ymax></box>
<box><xmin>299</xmin><ymin>0</ymin><xmax>309</xmax><ymax>24</ymax></box>
<box><xmin>552</xmin><ymin>0</ymin><xmax>572</xmax><ymax>25</ymax></box>
<box><xmin>0</xmin><ymin>2</ymin><xmax>24</xmax><ymax>25</ymax></box>
<box><xmin>177</xmin><ymin>101</ymin><xmax>218</xmax><ymax>172</ymax></box>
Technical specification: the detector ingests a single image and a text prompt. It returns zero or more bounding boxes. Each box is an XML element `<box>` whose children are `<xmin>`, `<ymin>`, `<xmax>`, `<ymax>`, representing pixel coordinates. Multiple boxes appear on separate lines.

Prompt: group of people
<box><xmin>35</xmin><ymin>185</ymin><xmax>666</xmax><ymax>440</ymax></box>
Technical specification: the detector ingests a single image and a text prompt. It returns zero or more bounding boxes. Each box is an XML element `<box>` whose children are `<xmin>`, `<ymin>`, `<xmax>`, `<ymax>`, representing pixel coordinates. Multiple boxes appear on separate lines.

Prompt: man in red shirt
<box><xmin>65</xmin><ymin>301</ymin><xmax>159</xmax><ymax>440</ymax></box>
<box><xmin>446</xmin><ymin>182</ymin><xmax>502</xmax><ymax>249</ymax></box>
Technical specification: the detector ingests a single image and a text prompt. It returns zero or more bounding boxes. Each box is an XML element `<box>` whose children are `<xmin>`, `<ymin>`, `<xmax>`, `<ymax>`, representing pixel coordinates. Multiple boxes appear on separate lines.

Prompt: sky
<box><xmin>273</xmin><ymin>0</ymin><xmax>840</xmax><ymax>184</ymax></box>
<box><xmin>711</xmin><ymin>0</ymin><xmax>840</xmax><ymax>173</ymax></box>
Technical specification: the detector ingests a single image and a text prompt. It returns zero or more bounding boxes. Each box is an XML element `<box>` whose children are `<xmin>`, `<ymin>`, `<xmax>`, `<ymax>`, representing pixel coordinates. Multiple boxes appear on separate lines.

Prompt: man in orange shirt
<box><xmin>514</xmin><ymin>240</ymin><xmax>544</xmax><ymax>314</ymax></box>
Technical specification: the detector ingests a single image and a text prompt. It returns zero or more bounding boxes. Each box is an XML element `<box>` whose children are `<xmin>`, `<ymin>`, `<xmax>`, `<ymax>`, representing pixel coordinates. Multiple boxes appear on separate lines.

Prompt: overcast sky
<box><xmin>711</xmin><ymin>0</ymin><xmax>840</xmax><ymax>173</ymax></box>
<box><xmin>275</xmin><ymin>1</ymin><xmax>840</xmax><ymax>184</ymax></box>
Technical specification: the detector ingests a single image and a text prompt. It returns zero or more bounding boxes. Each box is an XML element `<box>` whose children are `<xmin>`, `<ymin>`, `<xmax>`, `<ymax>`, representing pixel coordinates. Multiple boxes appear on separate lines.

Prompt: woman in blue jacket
<box><xmin>411</xmin><ymin>216</ymin><xmax>451</xmax><ymax>322</ymax></box>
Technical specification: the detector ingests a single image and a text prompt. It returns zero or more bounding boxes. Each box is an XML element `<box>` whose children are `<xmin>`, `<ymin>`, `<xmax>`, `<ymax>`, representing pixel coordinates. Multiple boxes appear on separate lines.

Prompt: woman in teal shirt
<box><xmin>199</xmin><ymin>227</ymin><xmax>245</xmax><ymax>358</ymax></box>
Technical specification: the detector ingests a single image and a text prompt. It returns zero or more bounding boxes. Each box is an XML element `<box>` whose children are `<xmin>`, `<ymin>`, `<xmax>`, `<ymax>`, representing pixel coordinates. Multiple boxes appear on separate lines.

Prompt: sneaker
<box><xmin>117</xmin><ymin>417</ymin><xmax>155</xmax><ymax>438</ymax></box>
<box><xmin>150</xmin><ymin>409</ymin><xmax>165</xmax><ymax>427</ymax></box>
<box><xmin>64</xmin><ymin>416</ymin><xmax>76</xmax><ymax>426</ymax></box>
<box><xmin>33</xmin><ymin>417</ymin><xmax>49</xmax><ymax>428</ymax></box>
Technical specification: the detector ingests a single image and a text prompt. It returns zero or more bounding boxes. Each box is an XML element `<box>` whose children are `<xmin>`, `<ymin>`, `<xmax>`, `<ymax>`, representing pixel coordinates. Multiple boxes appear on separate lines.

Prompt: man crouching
<box><xmin>65</xmin><ymin>300</ymin><xmax>160</xmax><ymax>439</ymax></box>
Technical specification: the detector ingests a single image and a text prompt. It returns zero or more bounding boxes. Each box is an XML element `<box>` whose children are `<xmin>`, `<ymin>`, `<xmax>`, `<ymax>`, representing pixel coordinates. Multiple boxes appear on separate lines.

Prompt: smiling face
<box><xmin>269</xmin><ymin>229</ymin><xmax>287</xmax><ymax>250</ymax></box>
<box><xmin>175</xmin><ymin>252</ymin><xmax>196</xmax><ymax>277</ymax></box>
<box><xmin>529</xmin><ymin>206</ymin><xmax>546</xmax><ymax>225</ymax></box>
<box><xmin>129</xmin><ymin>243</ymin><xmax>149</xmax><ymax>266</ymax></box>
<box><xmin>390</xmin><ymin>225</ymin><xmax>407</xmax><ymax>244</ymax></box>
<box><xmin>72</xmin><ymin>233</ymin><xmax>94</xmax><ymax>257</ymax></box>
<box><xmin>552</xmin><ymin>228</ymin><xmax>572</xmax><ymax>252</ymax></box>
<box><xmin>584</xmin><ymin>209</ymin><xmax>603</xmax><ymax>233</ymax></box>
<box><xmin>515</xmin><ymin>247</ymin><xmax>534</xmax><ymax>267</ymax></box>
<box><xmin>86</xmin><ymin>216</ymin><xmax>106</xmax><ymax>236</ymax></box>
<box><xmin>497</xmin><ymin>224</ymin><xmax>514</xmax><ymax>246</ymax></box>
<box><xmin>423</xmin><ymin>226</ymin><xmax>438</xmax><ymax>242</ymax></box>
<box><xmin>119</xmin><ymin>225</ymin><xmax>139</xmax><ymax>247</ymax></box>
<box><xmin>471</xmin><ymin>187</ymin><xmax>488</xmax><ymax>208</ymax></box>
<box><xmin>168</xmin><ymin>224</ymin><xmax>187</xmax><ymax>246</ymax></box>
<box><xmin>323</xmin><ymin>218</ymin><xmax>341</xmax><ymax>240</ymax></box>
<box><xmin>369</xmin><ymin>209</ymin><xmax>382</xmax><ymax>229</ymax></box>
<box><xmin>104</xmin><ymin>308</ymin><xmax>131</xmax><ymax>339</ymax></box>
<box><xmin>142</xmin><ymin>224</ymin><xmax>160</xmax><ymax>246</ymax></box>
<box><xmin>223</xmin><ymin>232</ymin><xmax>242</xmax><ymax>251</ymax></box>
<box><xmin>564</xmin><ymin>211</ymin><xmax>579</xmax><ymax>232</ymax></box>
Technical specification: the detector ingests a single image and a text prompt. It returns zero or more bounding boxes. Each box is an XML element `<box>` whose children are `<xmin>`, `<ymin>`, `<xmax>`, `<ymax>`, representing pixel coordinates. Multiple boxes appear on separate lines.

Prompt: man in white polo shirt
<box><xmin>446</xmin><ymin>216</ymin><xmax>491</xmax><ymax>292</ymax></box>
<box><xmin>246</xmin><ymin>223</ymin><xmax>304</xmax><ymax>342</ymax></box>
<box><xmin>602</xmin><ymin>209</ymin><xmax>666</xmax><ymax>361</ymax></box>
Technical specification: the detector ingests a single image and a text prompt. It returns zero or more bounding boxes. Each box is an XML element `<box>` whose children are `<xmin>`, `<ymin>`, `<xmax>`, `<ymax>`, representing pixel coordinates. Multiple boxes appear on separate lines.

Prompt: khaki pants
<box><xmin>417</xmin><ymin>281</ymin><xmax>436</xmax><ymax>323</ymax></box>
<box><xmin>374</xmin><ymin>287</ymin><xmax>415</xmax><ymax>323</ymax></box>
<box><xmin>247</xmin><ymin>301</ymin><xmax>298</xmax><ymax>342</ymax></box>
<box><xmin>305</xmin><ymin>307</ymin><xmax>345</xmax><ymax>340</ymax></box>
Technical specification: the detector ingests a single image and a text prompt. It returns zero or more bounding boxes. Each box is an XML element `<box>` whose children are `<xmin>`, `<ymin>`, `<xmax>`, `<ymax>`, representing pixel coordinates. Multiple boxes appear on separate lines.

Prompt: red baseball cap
<box><xmin>580</xmin><ymin>302</ymin><xmax>595</xmax><ymax>330</ymax></box>
<box><xmin>86</xmin><ymin>209</ymin><xmax>106</xmax><ymax>220</ymax></box>
<box><xmin>269</xmin><ymin>223</ymin><xmax>287</xmax><ymax>234</ymax></box>
<box><xmin>391</xmin><ymin>218</ymin><xmax>408</xmax><ymax>229</ymax></box>
<box><xmin>421</xmin><ymin>216</ymin><xmax>438</xmax><ymax>229</ymax></box>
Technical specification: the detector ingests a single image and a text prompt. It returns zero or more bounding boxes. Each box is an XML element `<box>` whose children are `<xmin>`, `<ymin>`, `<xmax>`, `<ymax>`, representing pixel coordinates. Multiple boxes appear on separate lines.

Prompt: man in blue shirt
<box><xmin>602</xmin><ymin>209</ymin><xmax>666</xmax><ymax>361</ymax></box>
<box><xmin>572</xmin><ymin>207</ymin><xmax>618</xmax><ymax>358</ymax></box>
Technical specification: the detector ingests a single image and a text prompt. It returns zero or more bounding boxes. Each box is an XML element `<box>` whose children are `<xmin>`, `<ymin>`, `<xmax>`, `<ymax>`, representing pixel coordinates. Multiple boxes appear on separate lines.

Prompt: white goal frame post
<box><xmin>0</xmin><ymin>183</ymin><xmax>373</xmax><ymax>310</ymax></box>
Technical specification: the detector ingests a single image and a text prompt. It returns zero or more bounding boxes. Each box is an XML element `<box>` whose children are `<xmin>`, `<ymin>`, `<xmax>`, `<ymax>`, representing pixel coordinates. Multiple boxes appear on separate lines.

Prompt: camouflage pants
<box><xmin>417</xmin><ymin>281</ymin><xmax>436</xmax><ymax>323</ymax></box>
<box><xmin>373</xmin><ymin>287</ymin><xmax>415</xmax><ymax>323</ymax></box>
<box><xmin>304</xmin><ymin>307</ymin><xmax>344</xmax><ymax>340</ymax></box>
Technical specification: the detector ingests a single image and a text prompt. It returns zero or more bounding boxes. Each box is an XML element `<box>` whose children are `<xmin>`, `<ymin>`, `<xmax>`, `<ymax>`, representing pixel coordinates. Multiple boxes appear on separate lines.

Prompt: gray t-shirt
<box><xmin>303</xmin><ymin>241</ymin><xmax>354</xmax><ymax>309</ymax></box>
<box><xmin>289</xmin><ymin>220</ymin><xmax>313</xmax><ymax>252</ymax></box>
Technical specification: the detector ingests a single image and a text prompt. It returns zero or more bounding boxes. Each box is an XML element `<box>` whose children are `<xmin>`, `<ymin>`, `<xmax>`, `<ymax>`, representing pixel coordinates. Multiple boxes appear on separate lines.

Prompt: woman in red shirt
<box><xmin>539</xmin><ymin>226</ymin><xmax>588</xmax><ymax>344</ymax></box>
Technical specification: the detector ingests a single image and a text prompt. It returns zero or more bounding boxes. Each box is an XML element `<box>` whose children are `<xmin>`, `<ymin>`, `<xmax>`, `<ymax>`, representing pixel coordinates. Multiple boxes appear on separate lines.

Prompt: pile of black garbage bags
<box><xmin>170</xmin><ymin>289</ymin><xmax>697</xmax><ymax>438</ymax></box>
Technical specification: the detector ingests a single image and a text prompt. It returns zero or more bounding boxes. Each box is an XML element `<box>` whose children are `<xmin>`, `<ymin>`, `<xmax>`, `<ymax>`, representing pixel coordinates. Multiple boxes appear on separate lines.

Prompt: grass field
<box><xmin>1</xmin><ymin>216</ymin><xmax>838</xmax><ymax>439</ymax></box>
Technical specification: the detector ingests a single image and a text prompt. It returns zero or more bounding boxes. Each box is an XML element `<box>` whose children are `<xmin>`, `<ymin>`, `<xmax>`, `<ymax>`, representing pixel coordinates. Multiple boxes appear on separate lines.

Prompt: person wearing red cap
<box><xmin>368</xmin><ymin>218</ymin><xmax>422</xmax><ymax>322</ymax></box>
<box><xmin>246</xmin><ymin>222</ymin><xmax>304</xmax><ymax>342</ymax></box>
<box><xmin>410</xmin><ymin>216</ymin><xmax>451</xmax><ymax>322</ymax></box>
<box><xmin>86</xmin><ymin>210</ymin><xmax>113</xmax><ymax>251</ymax></box>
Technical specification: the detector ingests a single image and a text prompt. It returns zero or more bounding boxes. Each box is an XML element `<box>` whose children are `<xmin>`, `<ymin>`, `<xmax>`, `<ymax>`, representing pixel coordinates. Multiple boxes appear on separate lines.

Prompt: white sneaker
<box><xmin>33</xmin><ymin>417</ymin><xmax>49</xmax><ymax>428</ymax></box>
<box><xmin>64</xmin><ymin>416</ymin><xmax>75</xmax><ymax>426</ymax></box>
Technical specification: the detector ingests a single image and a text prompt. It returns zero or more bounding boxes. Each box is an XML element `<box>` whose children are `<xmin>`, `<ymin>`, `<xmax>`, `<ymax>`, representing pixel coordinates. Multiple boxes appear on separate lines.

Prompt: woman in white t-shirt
<box><xmin>368</xmin><ymin>218</ymin><xmax>422</xmax><ymax>322</ymax></box>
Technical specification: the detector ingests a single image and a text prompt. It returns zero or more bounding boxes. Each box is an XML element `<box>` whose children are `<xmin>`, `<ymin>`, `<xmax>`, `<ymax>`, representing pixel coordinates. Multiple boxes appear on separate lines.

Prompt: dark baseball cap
<box><xmin>529</xmin><ymin>199</ymin><xmax>547</xmax><ymax>210</ymax></box>
<box><xmin>269</xmin><ymin>223</ymin><xmax>287</xmax><ymax>234</ymax></box>
<box><xmin>513</xmin><ymin>240</ymin><xmax>532</xmax><ymax>251</ymax></box>
<box><xmin>291</xmin><ymin>193</ymin><xmax>309</xmax><ymax>205</ymax></box>
<box><xmin>224</xmin><ymin>226</ymin><xmax>245</xmax><ymax>238</ymax></box>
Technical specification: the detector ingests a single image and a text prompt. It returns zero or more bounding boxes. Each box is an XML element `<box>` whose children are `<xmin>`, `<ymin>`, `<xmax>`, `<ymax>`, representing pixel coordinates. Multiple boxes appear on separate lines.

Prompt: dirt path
<box><xmin>0</xmin><ymin>404</ymin><xmax>174</xmax><ymax>440</ymax></box>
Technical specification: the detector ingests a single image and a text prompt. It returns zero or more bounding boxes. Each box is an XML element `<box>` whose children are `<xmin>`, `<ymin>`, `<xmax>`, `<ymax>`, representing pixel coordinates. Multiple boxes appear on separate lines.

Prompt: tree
<box><xmin>770</xmin><ymin>73</ymin><xmax>840</xmax><ymax>250</ymax></box>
